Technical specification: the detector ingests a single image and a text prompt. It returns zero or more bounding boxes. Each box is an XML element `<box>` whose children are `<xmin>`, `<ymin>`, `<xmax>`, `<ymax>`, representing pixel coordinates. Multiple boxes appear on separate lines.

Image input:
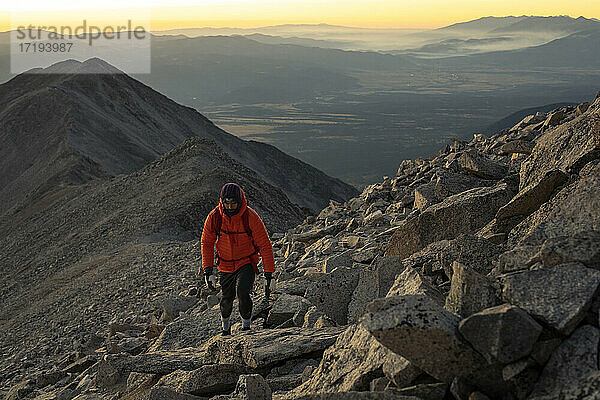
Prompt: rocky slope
<box><xmin>2</xmin><ymin>93</ymin><xmax>599</xmax><ymax>400</ymax></box>
<box><xmin>0</xmin><ymin>58</ymin><xmax>357</xmax><ymax>216</ymax></box>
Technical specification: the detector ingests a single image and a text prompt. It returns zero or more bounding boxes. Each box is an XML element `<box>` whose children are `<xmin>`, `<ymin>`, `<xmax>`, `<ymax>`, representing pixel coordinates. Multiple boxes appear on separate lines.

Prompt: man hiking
<box><xmin>200</xmin><ymin>183</ymin><xmax>276</xmax><ymax>335</ymax></box>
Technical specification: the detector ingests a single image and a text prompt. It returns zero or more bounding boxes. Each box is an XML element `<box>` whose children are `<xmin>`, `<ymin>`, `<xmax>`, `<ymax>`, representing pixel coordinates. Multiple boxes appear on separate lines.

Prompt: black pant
<box><xmin>219</xmin><ymin>263</ymin><xmax>255</xmax><ymax>320</ymax></box>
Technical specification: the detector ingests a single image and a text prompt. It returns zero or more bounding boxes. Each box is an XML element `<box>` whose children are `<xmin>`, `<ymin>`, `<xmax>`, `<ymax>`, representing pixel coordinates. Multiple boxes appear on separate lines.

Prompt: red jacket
<box><xmin>201</xmin><ymin>187</ymin><xmax>275</xmax><ymax>274</ymax></box>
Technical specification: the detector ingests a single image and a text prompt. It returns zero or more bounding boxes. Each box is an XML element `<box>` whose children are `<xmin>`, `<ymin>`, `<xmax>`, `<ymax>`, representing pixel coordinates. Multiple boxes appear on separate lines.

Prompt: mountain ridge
<box><xmin>0</xmin><ymin>58</ymin><xmax>358</xmax><ymax>216</ymax></box>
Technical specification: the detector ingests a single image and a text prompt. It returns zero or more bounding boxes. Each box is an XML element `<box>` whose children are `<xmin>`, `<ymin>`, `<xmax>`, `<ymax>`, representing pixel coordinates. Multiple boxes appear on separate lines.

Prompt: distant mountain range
<box><xmin>0</xmin><ymin>58</ymin><xmax>357</xmax><ymax>217</ymax></box>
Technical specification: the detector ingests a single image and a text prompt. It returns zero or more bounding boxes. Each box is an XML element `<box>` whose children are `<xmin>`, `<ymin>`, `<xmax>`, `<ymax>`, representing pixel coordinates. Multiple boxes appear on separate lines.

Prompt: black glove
<box><xmin>204</xmin><ymin>267</ymin><xmax>217</xmax><ymax>291</ymax></box>
<box><xmin>264</xmin><ymin>272</ymin><xmax>274</xmax><ymax>297</ymax></box>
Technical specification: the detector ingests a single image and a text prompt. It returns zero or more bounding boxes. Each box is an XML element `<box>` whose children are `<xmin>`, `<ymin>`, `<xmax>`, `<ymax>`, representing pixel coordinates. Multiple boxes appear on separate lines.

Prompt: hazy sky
<box><xmin>1</xmin><ymin>0</ymin><xmax>598</xmax><ymax>30</ymax></box>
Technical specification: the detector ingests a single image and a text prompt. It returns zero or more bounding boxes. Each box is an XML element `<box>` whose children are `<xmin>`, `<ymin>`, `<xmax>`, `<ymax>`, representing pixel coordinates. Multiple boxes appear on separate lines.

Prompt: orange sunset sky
<box><xmin>1</xmin><ymin>0</ymin><xmax>598</xmax><ymax>31</ymax></box>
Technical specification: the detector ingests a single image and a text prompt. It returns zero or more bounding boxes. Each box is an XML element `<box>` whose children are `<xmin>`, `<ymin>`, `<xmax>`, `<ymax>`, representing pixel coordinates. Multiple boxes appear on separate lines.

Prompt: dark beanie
<box><xmin>220</xmin><ymin>183</ymin><xmax>242</xmax><ymax>203</ymax></box>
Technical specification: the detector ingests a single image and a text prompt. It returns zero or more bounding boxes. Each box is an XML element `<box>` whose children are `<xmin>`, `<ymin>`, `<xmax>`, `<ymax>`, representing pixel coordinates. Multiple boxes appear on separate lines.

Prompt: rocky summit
<box><xmin>2</xmin><ymin>85</ymin><xmax>600</xmax><ymax>399</ymax></box>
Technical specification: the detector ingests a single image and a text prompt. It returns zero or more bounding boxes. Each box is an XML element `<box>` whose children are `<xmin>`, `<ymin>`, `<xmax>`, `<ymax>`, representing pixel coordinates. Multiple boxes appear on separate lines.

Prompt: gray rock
<box><xmin>293</xmin><ymin>223</ymin><xmax>346</xmax><ymax>245</ymax></box>
<box><xmin>500</xmin><ymin>263</ymin><xmax>600</xmax><ymax>335</ymax></box>
<box><xmin>414</xmin><ymin>182</ymin><xmax>438</xmax><ymax>211</ymax></box>
<box><xmin>160</xmin><ymin>296</ymin><xmax>198</xmax><ymax>322</ymax></box>
<box><xmin>497</xmin><ymin>140</ymin><xmax>534</xmax><ymax>155</ymax></box>
<box><xmin>363</xmin><ymin>210</ymin><xmax>386</xmax><ymax>226</ymax></box>
<box><xmin>458</xmin><ymin>304</ymin><xmax>542</xmax><ymax>364</ymax></box>
<box><xmin>320</xmin><ymin>250</ymin><xmax>354</xmax><ymax>274</ymax></box>
<box><xmin>434</xmin><ymin>170</ymin><xmax>493</xmax><ymax>201</ymax></box>
<box><xmin>529</xmin><ymin>325</ymin><xmax>600</xmax><ymax>398</ymax></box>
<box><xmin>149</xmin><ymin>306</ymin><xmax>227</xmax><ymax>351</ymax></box>
<box><xmin>459</xmin><ymin>150</ymin><xmax>508</xmax><ymax>180</ymax></box>
<box><xmin>104</xmin><ymin>349</ymin><xmax>208</xmax><ymax>375</ymax></box>
<box><xmin>352</xmin><ymin>246</ymin><xmax>381</xmax><ymax>265</ymax></box>
<box><xmin>147</xmin><ymin>386</ymin><xmax>207</xmax><ymax>400</ymax></box>
<box><xmin>292</xmin><ymin>298</ymin><xmax>313</xmax><ymax>327</ymax></box>
<box><xmin>227</xmin><ymin>374</ymin><xmax>272</xmax><ymax>400</ymax></box>
<box><xmin>362</xmin><ymin>295</ymin><xmax>488</xmax><ymax>383</ymax></box>
<box><xmin>382</xmin><ymin>356</ymin><xmax>422</xmax><ymax>389</ymax></box>
<box><xmin>369</xmin><ymin>377</ymin><xmax>390</xmax><ymax>392</ymax></box>
<box><xmin>267</xmin><ymin>374</ymin><xmax>303</xmax><ymax>392</ymax></box>
<box><xmin>530</xmin><ymin>338</ymin><xmax>562</xmax><ymax>366</ymax></box>
<box><xmin>495</xmin><ymin>170</ymin><xmax>568</xmax><ymax>221</ymax></box>
<box><xmin>305</xmin><ymin>266</ymin><xmax>361</xmax><ymax>325</ymax></box>
<box><xmin>445</xmin><ymin>262</ymin><xmax>500</xmax><ymax>318</ymax></box>
<box><xmin>267</xmin><ymin>294</ymin><xmax>306</xmax><ymax>327</ymax></box>
<box><xmin>278</xmin><ymin>274</ymin><xmax>324</xmax><ymax>296</ymax></box>
<box><xmin>386</xmin><ymin>184</ymin><xmax>513</xmax><ymax>259</ymax></box>
<box><xmin>528</xmin><ymin>230</ymin><xmax>600</xmax><ymax>269</ymax></box>
<box><xmin>200</xmin><ymin>327</ymin><xmax>344</xmax><ymax>368</ymax></box>
<box><xmin>391</xmin><ymin>383</ymin><xmax>447</xmax><ymax>400</ymax></box>
<box><xmin>347</xmin><ymin>256</ymin><xmax>406</xmax><ymax>324</ymax></box>
<box><xmin>520</xmin><ymin>103</ymin><xmax>598</xmax><ymax>190</ymax></box>
<box><xmin>289</xmin><ymin>324</ymin><xmax>409</xmax><ymax>395</ymax></box>
<box><xmin>509</xmin><ymin>159</ymin><xmax>600</xmax><ymax>247</ymax></box>
<box><xmin>386</xmin><ymin>267</ymin><xmax>445</xmax><ymax>306</ymax></box>
<box><xmin>497</xmin><ymin>244</ymin><xmax>540</xmax><ymax>273</ymax></box>
<box><xmin>528</xmin><ymin>370</ymin><xmax>600</xmax><ymax>400</ymax></box>
<box><xmin>302</xmin><ymin>306</ymin><xmax>328</xmax><ymax>329</ymax></box>
<box><xmin>156</xmin><ymin>364</ymin><xmax>248</xmax><ymax>396</ymax></box>
<box><xmin>403</xmin><ymin>235</ymin><xmax>501</xmax><ymax>279</ymax></box>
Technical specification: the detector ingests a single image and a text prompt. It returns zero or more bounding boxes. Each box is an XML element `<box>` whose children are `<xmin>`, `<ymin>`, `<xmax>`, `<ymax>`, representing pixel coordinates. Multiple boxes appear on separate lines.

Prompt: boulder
<box><xmin>320</xmin><ymin>250</ymin><xmax>354</xmax><ymax>274</ymax></box>
<box><xmin>386</xmin><ymin>184</ymin><xmax>513</xmax><ymax>259</ymax></box>
<box><xmin>390</xmin><ymin>383</ymin><xmax>447</xmax><ymax>400</ymax></box>
<box><xmin>445</xmin><ymin>262</ymin><xmax>500</xmax><ymax>318</ymax></box>
<box><xmin>305</xmin><ymin>266</ymin><xmax>361</xmax><ymax>325</ymax></box>
<box><xmin>104</xmin><ymin>349</ymin><xmax>208</xmax><ymax>375</ymax></box>
<box><xmin>289</xmin><ymin>324</ymin><xmax>412</xmax><ymax>395</ymax></box>
<box><xmin>541</xmin><ymin>110</ymin><xmax>565</xmax><ymax>130</ymax></box>
<box><xmin>458</xmin><ymin>150</ymin><xmax>508</xmax><ymax>180</ymax></box>
<box><xmin>160</xmin><ymin>296</ymin><xmax>198</xmax><ymax>322</ymax></box>
<box><xmin>302</xmin><ymin>306</ymin><xmax>329</xmax><ymax>329</ymax></box>
<box><xmin>347</xmin><ymin>256</ymin><xmax>406</xmax><ymax>323</ymax></box>
<box><xmin>267</xmin><ymin>374</ymin><xmax>304</xmax><ymax>392</ymax></box>
<box><xmin>200</xmin><ymin>327</ymin><xmax>344</xmax><ymax>369</ymax></box>
<box><xmin>495</xmin><ymin>170</ymin><xmax>568</xmax><ymax>222</ymax></box>
<box><xmin>497</xmin><ymin>140</ymin><xmax>534</xmax><ymax>156</ymax></box>
<box><xmin>496</xmin><ymin>244</ymin><xmax>540</xmax><ymax>274</ymax></box>
<box><xmin>499</xmin><ymin>262</ymin><xmax>600</xmax><ymax>335</ymax></box>
<box><xmin>403</xmin><ymin>235</ymin><xmax>501</xmax><ymax>279</ymax></box>
<box><xmin>382</xmin><ymin>356</ymin><xmax>422</xmax><ymax>390</ymax></box>
<box><xmin>528</xmin><ymin>230</ymin><xmax>600</xmax><ymax>269</ymax></box>
<box><xmin>529</xmin><ymin>325</ymin><xmax>600</xmax><ymax>398</ymax></box>
<box><xmin>458</xmin><ymin>304</ymin><xmax>542</xmax><ymax>364</ymax></box>
<box><xmin>147</xmin><ymin>386</ymin><xmax>207</xmax><ymax>400</ymax></box>
<box><xmin>157</xmin><ymin>364</ymin><xmax>248</xmax><ymax>396</ymax></box>
<box><xmin>361</xmin><ymin>295</ymin><xmax>488</xmax><ymax>383</ymax></box>
<box><xmin>223</xmin><ymin>374</ymin><xmax>271</xmax><ymax>400</ymax></box>
<box><xmin>414</xmin><ymin>182</ymin><xmax>438</xmax><ymax>211</ymax></box>
<box><xmin>363</xmin><ymin>210</ymin><xmax>386</xmax><ymax>226</ymax></box>
<box><xmin>509</xmin><ymin>159</ymin><xmax>600</xmax><ymax>247</ymax></box>
<box><xmin>433</xmin><ymin>170</ymin><xmax>493</xmax><ymax>200</ymax></box>
<box><xmin>519</xmin><ymin>103</ymin><xmax>599</xmax><ymax>191</ymax></box>
<box><xmin>386</xmin><ymin>267</ymin><xmax>445</xmax><ymax>306</ymax></box>
<box><xmin>278</xmin><ymin>274</ymin><xmax>325</xmax><ymax>296</ymax></box>
<box><xmin>149</xmin><ymin>306</ymin><xmax>227</xmax><ymax>351</ymax></box>
<box><xmin>267</xmin><ymin>294</ymin><xmax>306</xmax><ymax>327</ymax></box>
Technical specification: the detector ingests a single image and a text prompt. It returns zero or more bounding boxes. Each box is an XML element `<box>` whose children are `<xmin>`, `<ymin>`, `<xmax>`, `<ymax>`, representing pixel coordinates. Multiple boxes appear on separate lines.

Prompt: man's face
<box><xmin>223</xmin><ymin>198</ymin><xmax>238</xmax><ymax>210</ymax></box>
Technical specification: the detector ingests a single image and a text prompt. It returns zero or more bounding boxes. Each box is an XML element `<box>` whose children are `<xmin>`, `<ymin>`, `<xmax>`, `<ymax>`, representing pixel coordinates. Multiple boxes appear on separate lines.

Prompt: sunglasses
<box><xmin>223</xmin><ymin>197</ymin><xmax>238</xmax><ymax>205</ymax></box>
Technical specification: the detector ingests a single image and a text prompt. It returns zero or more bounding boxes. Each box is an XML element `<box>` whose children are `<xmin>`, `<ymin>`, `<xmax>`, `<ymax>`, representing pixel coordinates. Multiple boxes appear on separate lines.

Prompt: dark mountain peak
<box><xmin>0</xmin><ymin>58</ymin><xmax>357</xmax><ymax>215</ymax></box>
<box><xmin>26</xmin><ymin>57</ymin><xmax>125</xmax><ymax>74</ymax></box>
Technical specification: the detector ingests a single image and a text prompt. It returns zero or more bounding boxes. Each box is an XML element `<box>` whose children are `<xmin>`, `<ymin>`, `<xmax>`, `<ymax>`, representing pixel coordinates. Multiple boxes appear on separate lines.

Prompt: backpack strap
<box><xmin>213</xmin><ymin>209</ymin><xmax>260</xmax><ymax>267</ymax></box>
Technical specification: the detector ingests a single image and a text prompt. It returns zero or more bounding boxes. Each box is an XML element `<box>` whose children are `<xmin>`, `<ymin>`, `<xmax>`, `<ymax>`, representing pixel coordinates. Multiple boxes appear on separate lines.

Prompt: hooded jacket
<box><xmin>201</xmin><ymin>186</ymin><xmax>275</xmax><ymax>274</ymax></box>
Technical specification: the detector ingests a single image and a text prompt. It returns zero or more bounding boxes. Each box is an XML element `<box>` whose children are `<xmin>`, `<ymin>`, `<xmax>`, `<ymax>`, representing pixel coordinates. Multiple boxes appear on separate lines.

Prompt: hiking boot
<box><xmin>222</xmin><ymin>328</ymin><xmax>231</xmax><ymax>336</ymax></box>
